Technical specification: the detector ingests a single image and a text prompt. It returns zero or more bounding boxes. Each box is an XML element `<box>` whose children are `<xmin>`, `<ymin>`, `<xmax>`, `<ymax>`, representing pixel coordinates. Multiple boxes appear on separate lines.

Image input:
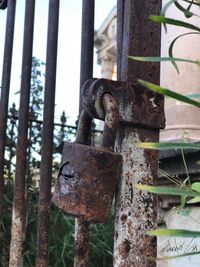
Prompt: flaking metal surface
<box><xmin>113</xmin><ymin>0</ymin><xmax>163</xmax><ymax>266</ymax></box>
<box><xmin>52</xmin><ymin>142</ymin><xmax>121</xmax><ymax>223</ymax></box>
<box><xmin>114</xmin><ymin>127</ymin><xmax>159</xmax><ymax>267</ymax></box>
<box><xmin>82</xmin><ymin>78</ymin><xmax>165</xmax><ymax>129</ymax></box>
<box><xmin>36</xmin><ymin>1</ymin><xmax>60</xmax><ymax>266</ymax></box>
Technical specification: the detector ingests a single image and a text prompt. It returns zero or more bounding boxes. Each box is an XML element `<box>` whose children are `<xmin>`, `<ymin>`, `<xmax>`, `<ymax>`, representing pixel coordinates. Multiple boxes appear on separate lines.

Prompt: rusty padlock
<box><xmin>52</xmin><ymin>94</ymin><xmax>121</xmax><ymax>223</ymax></box>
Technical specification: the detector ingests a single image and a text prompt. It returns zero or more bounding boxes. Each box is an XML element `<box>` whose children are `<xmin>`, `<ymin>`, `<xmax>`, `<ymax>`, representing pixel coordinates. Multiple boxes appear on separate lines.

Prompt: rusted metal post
<box><xmin>79</xmin><ymin>0</ymin><xmax>95</xmax><ymax>110</ymax></box>
<box><xmin>74</xmin><ymin>109</ymin><xmax>92</xmax><ymax>267</ymax></box>
<box><xmin>0</xmin><ymin>0</ymin><xmax>16</xmax><ymax>212</ymax></box>
<box><xmin>74</xmin><ymin>0</ymin><xmax>94</xmax><ymax>266</ymax></box>
<box><xmin>113</xmin><ymin>1</ymin><xmax>162</xmax><ymax>266</ymax></box>
<box><xmin>9</xmin><ymin>1</ymin><xmax>35</xmax><ymax>267</ymax></box>
<box><xmin>36</xmin><ymin>1</ymin><xmax>59</xmax><ymax>267</ymax></box>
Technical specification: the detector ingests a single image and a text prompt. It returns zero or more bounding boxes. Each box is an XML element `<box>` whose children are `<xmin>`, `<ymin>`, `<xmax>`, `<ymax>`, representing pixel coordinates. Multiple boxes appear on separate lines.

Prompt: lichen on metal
<box><xmin>114</xmin><ymin>128</ymin><xmax>158</xmax><ymax>267</ymax></box>
<box><xmin>9</xmin><ymin>208</ymin><xmax>24</xmax><ymax>267</ymax></box>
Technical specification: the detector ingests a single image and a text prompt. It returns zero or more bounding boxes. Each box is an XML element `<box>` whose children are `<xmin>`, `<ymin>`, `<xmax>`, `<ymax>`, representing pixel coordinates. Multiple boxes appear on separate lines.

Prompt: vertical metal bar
<box><xmin>79</xmin><ymin>0</ymin><xmax>95</xmax><ymax>108</ymax></box>
<box><xmin>0</xmin><ymin>0</ymin><xmax>16</xmax><ymax>212</ymax></box>
<box><xmin>120</xmin><ymin>0</ymin><xmax>161</xmax><ymax>84</ymax></box>
<box><xmin>116</xmin><ymin>0</ymin><xmax>124</xmax><ymax>81</ymax></box>
<box><xmin>9</xmin><ymin>1</ymin><xmax>35</xmax><ymax>267</ymax></box>
<box><xmin>74</xmin><ymin>1</ymin><xmax>95</xmax><ymax>267</ymax></box>
<box><xmin>114</xmin><ymin>1</ymin><xmax>162</xmax><ymax>266</ymax></box>
<box><xmin>74</xmin><ymin>109</ymin><xmax>92</xmax><ymax>267</ymax></box>
<box><xmin>36</xmin><ymin>1</ymin><xmax>59</xmax><ymax>266</ymax></box>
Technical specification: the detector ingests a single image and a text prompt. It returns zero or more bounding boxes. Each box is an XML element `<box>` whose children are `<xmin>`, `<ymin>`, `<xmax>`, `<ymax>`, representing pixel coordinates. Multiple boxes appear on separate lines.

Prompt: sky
<box><xmin>0</xmin><ymin>0</ymin><xmax>116</xmax><ymax>125</ymax></box>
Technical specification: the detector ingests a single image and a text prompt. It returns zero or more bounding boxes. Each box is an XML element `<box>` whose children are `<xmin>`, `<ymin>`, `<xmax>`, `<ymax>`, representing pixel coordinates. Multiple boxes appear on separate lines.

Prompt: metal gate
<box><xmin>0</xmin><ymin>0</ymin><xmax>164</xmax><ymax>266</ymax></box>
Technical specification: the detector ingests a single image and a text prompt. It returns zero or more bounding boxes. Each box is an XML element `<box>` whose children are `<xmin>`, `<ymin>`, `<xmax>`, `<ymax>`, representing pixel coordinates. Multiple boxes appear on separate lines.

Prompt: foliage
<box><xmin>130</xmin><ymin>0</ymin><xmax>200</xmax><ymax>261</ymax></box>
<box><xmin>1</xmin><ymin>186</ymin><xmax>114</xmax><ymax>267</ymax></box>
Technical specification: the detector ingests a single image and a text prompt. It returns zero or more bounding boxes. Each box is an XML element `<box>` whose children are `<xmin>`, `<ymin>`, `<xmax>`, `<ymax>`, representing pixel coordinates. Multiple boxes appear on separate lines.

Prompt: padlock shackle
<box><xmin>76</xmin><ymin>91</ymin><xmax>119</xmax><ymax>151</ymax></box>
<box><xmin>76</xmin><ymin>109</ymin><xmax>92</xmax><ymax>144</ymax></box>
<box><xmin>102</xmin><ymin>93</ymin><xmax>119</xmax><ymax>152</ymax></box>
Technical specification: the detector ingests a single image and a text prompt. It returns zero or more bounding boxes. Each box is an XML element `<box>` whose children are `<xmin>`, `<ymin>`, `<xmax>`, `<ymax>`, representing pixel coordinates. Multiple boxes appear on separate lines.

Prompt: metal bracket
<box><xmin>81</xmin><ymin>78</ymin><xmax>165</xmax><ymax>129</ymax></box>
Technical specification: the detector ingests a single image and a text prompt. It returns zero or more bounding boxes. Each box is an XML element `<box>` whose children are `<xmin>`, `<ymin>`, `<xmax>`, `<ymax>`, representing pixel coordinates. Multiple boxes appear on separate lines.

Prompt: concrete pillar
<box><xmin>101</xmin><ymin>57</ymin><xmax>115</xmax><ymax>79</ymax></box>
<box><xmin>159</xmin><ymin>2</ymin><xmax>200</xmax><ymax>266</ymax></box>
<box><xmin>158</xmin><ymin>208</ymin><xmax>200</xmax><ymax>267</ymax></box>
<box><xmin>160</xmin><ymin>0</ymin><xmax>200</xmax><ymax>141</ymax></box>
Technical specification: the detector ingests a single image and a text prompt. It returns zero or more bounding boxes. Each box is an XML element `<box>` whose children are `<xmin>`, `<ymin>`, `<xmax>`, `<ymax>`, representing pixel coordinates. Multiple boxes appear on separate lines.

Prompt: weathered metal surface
<box><xmin>114</xmin><ymin>127</ymin><xmax>159</xmax><ymax>267</ymax></box>
<box><xmin>75</xmin><ymin>0</ymin><xmax>95</xmax><ymax>265</ymax></box>
<box><xmin>9</xmin><ymin>1</ymin><xmax>35</xmax><ymax>267</ymax></box>
<box><xmin>36</xmin><ymin>1</ymin><xmax>59</xmax><ymax>267</ymax></box>
<box><xmin>52</xmin><ymin>141</ymin><xmax>121</xmax><ymax>223</ymax></box>
<box><xmin>0</xmin><ymin>0</ymin><xmax>16</xmax><ymax>212</ymax></box>
<box><xmin>102</xmin><ymin>94</ymin><xmax>119</xmax><ymax>151</ymax></box>
<box><xmin>52</xmin><ymin>93</ymin><xmax>121</xmax><ymax>222</ymax></box>
<box><xmin>79</xmin><ymin>0</ymin><xmax>95</xmax><ymax>109</ymax></box>
<box><xmin>0</xmin><ymin>0</ymin><xmax>7</xmax><ymax>9</ymax></box>
<box><xmin>76</xmin><ymin>82</ymin><xmax>94</xmax><ymax>145</ymax></box>
<box><xmin>119</xmin><ymin>0</ymin><xmax>162</xmax><ymax>84</ymax></box>
<box><xmin>117</xmin><ymin>0</ymin><xmax>124</xmax><ymax>81</ymax></box>
<box><xmin>74</xmin><ymin>109</ymin><xmax>92</xmax><ymax>267</ymax></box>
<box><xmin>74</xmin><ymin>218</ymin><xmax>90</xmax><ymax>267</ymax></box>
<box><xmin>82</xmin><ymin>78</ymin><xmax>165</xmax><ymax>129</ymax></box>
<box><xmin>113</xmin><ymin>0</ymin><xmax>163</xmax><ymax>266</ymax></box>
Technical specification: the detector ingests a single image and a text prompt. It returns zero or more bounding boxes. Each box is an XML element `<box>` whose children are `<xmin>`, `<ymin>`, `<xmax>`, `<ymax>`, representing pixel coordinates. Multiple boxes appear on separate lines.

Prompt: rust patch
<box><xmin>120</xmin><ymin>214</ymin><xmax>127</xmax><ymax>223</ymax></box>
<box><xmin>119</xmin><ymin>239</ymin><xmax>131</xmax><ymax>257</ymax></box>
<box><xmin>52</xmin><ymin>142</ymin><xmax>121</xmax><ymax>223</ymax></box>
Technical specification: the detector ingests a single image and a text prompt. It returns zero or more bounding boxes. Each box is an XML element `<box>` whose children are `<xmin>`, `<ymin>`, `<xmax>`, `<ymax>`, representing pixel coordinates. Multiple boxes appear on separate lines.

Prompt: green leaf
<box><xmin>138</xmin><ymin>142</ymin><xmax>200</xmax><ymax>150</ymax></box>
<box><xmin>187</xmin><ymin>93</ymin><xmax>200</xmax><ymax>99</ymax></box>
<box><xmin>128</xmin><ymin>55</ymin><xmax>199</xmax><ymax>74</ymax></box>
<box><xmin>187</xmin><ymin>196</ymin><xmax>200</xmax><ymax>203</ymax></box>
<box><xmin>135</xmin><ymin>184</ymin><xmax>200</xmax><ymax>198</ymax></box>
<box><xmin>180</xmin><ymin>195</ymin><xmax>187</xmax><ymax>208</ymax></box>
<box><xmin>138</xmin><ymin>79</ymin><xmax>200</xmax><ymax>108</ymax></box>
<box><xmin>161</xmin><ymin>0</ymin><xmax>175</xmax><ymax>17</ymax></box>
<box><xmin>183</xmin><ymin>0</ymin><xmax>200</xmax><ymax>6</ymax></box>
<box><xmin>149</xmin><ymin>15</ymin><xmax>200</xmax><ymax>32</ymax></box>
<box><xmin>174</xmin><ymin>1</ymin><xmax>193</xmax><ymax>18</ymax></box>
<box><xmin>161</xmin><ymin>0</ymin><xmax>175</xmax><ymax>32</ymax></box>
<box><xmin>156</xmin><ymin>250</ymin><xmax>200</xmax><ymax>261</ymax></box>
<box><xmin>191</xmin><ymin>182</ymin><xmax>200</xmax><ymax>193</ymax></box>
<box><xmin>147</xmin><ymin>228</ymin><xmax>200</xmax><ymax>237</ymax></box>
<box><xmin>169</xmin><ymin>32</ymin><xmax>200</xmax><ymax>73</ymax></box>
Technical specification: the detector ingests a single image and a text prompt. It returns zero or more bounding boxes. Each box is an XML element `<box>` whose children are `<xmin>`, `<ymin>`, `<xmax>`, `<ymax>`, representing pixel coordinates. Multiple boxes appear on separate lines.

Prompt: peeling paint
<box><xmin>9</xmin><ymin>208</ymin><xmax>24</xmax><ymax>267</ymax></box>
<box><xmin>150</xmin><ymin>97</ymin><xmax>158</xmax><ymax>108</ymax></box>
<box><xmin>119</xmin><ymin>102</ymin><xmax>134</xmax><ymax>122</ymax></box>
<box><xmin>114</xmin><ymin>127</ymin><xmax>158</xmax><ymax>267</ymax></box>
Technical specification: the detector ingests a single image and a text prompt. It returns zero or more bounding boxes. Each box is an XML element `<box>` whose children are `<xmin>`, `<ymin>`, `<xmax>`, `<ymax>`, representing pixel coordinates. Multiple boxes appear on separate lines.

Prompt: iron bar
<box><xmin>102</xmin><ymin>93</ymin><xmax>119</xmax><ymax>151</ymax></box>
<box><xmin>36</xmin><ymin>1</ymin><xmax>60</xmax><ymax>266</ymax></box>
<box><xmin>79</xmin><ymin>0</ymin><xmax>95</xmax><ymax>107</ymax></box>
<box><xmin>116</xmin><ymin>0</ymin><xmax>124</xmax><ymax>81</ymax></box>
<box><xmin>74</xmin><ymin>0</ymin><xmax>95</xmax><ymax>266</ymax></box>
<box><xmin>0</xmin><ymin>0</ymin><xmax>16</xmax><ymax>212</ymax></box>
<box><xmin>74</xmin><ymin>109</ymin><xmax>92</xmax><ymax>267</ymax></box>
<box><xmin>114</xmin><ymin>0</ymin><xmax>162</xmax><ymax>266</ymax></box>
<box><xmin>120</xmin><ymin>0</ymin><xmax>161</xmax><ymax>84</ymax></box>
<box><xmin>9</xmin><ymin>1</ymin><xmax>35</xmax><ymax>266</ymax></box>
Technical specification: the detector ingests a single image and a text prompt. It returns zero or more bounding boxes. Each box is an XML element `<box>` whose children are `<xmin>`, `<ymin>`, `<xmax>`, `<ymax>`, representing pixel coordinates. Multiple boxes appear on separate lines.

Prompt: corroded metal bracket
<box><xmin>82</xmin><ymin>78</ymin><xmax>165</xmax><ymax>129</ymax></box>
